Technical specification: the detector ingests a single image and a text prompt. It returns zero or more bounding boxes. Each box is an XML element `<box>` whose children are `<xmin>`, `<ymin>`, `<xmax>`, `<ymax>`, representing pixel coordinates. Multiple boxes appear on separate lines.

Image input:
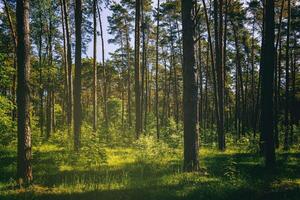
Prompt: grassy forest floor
<box><xmin>1</xmin><ymin>136</ymin><xmax>300</xmax><ymax>200</ymax></box>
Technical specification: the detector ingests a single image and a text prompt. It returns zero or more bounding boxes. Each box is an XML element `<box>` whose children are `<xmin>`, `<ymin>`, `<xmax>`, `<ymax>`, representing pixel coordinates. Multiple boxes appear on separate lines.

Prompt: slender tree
<box><xmin>135</xmin><ymin>0</ymin><xmax>142</xmax><ymax>138</ymax></box>
<box><xmin>93</xmin><ymin>0</ymin><xmax>98</xmax><ymax>132</ymax></box>
<box><xmin>284</xmin><ymin>0</ymin><xmax>291</xmax><ymax>150</ymax></box>
<box><xmin>155</xmin><ymin>0</ymin><xmax>160</xmax><ymax>139</ymax></box>
<box><xmin>74</xmin><ymin>0</ymin><xmax>82</xmax><ymax>151</ymax></box>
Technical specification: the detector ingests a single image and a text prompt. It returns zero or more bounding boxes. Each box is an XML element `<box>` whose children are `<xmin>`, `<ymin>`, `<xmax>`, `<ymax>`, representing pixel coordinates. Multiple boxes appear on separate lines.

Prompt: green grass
<box><xmin>0</xmin><ymin>142</ymin><xmax>300</xmax><ymax>200</ymax></box>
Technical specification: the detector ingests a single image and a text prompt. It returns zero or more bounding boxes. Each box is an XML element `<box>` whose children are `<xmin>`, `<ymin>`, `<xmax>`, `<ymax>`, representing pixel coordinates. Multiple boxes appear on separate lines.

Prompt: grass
<box><xmin>0</xmin><ymin>141</ymin><xmax>300</xmax><ymax>200</ymax></box>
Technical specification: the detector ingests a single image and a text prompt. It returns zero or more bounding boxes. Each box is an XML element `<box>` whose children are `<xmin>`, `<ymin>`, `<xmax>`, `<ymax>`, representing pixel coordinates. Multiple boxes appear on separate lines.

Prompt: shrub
<box><xmin>0</xmin><ymin>96</ymin><xmax>16</xmax><ymax>145</ymax></box>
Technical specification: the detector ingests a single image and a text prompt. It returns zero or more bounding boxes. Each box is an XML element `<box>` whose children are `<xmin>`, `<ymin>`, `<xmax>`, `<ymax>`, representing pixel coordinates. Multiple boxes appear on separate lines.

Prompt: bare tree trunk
<box><xmin>46</xmin><ymin>13</ymin><xmax>53</xmax><ymax>138</ymax></box>
<box><xmin>16</xmin><ymin>0</ymin><xmax>32</xmax><ymax>185</ymax></box>
<box><xmin>97</xmin><ymin>5</ymin><xmax>108</xmax><ymax>129</ymax></box>
<box><xmin>63</xmin><ymin>0</ymin><xmax>73</xmax><ymax>134</ymax></box>
<box><xmin>284</xmin><ymin>0</ymin><xmax>291</xmax><ymax>150</ymax></box>
<box><xmin>93</xmin><ymin>0</ymin><xmax>98</xmax><ymax>132</ymax></box>
<box><xmin>155</xmin><ymin>0</ymin><xmax>160</xmax><ymax>139</ymax></box>
<box><xmin>125</xmin><ymin>26</ymin><xmax>132</xmax><ymax>127</ymax></box>
<box><xmin>182</xmin><ymin>0</ymin><xmax>199</xmax><ymax>172</ymax></box>
<box><xmin>260</xmin><ymin>0</ymin><xmax>276</xmax><ymax>167</ymax></box>
<box><xmin>60</xmin><ymin>0</ymin><xmax>68</xmax><ymax>126</ymax></box>
<box><xmin>74</xmin><ymin>0</ymin><xmax>82</xmax><ymax>151</ymax></box>
<box><xmin>202</xmin><ymin>0</ymin><xmax>219</xmax><ymax>136</ymax></box>
<box><xmin>274</xmin><ymin>0</ymin><xmax>284</xmax><ymax>148</ymax></box>
<box><xmin>134</xmin><ymin>0</ymin><xmax>141</xmax><ymax>138</ymax></box>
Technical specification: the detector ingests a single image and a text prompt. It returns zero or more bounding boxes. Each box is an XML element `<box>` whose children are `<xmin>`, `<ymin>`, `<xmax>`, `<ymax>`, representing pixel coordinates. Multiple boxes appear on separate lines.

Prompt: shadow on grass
<box><xmin>1</xmin><ymin>148</ymin><xmax>300</xmax><ymax>200</ymax></box>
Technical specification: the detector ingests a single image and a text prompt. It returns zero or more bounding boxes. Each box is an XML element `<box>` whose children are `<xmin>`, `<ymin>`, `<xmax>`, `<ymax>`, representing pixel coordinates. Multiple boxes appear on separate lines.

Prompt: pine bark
<box><xmin>260</xmin><ymin>0</ymin><xmax>276</xmax><ymax>167</ymax></box>
<box><xmin>182</xmin><ymin>0</ymin><xmax>199</xmax><ymax>172</ymax></box>
<box><xmin>16</xmin><ymin>0</ymin><xmax>32</xmax><ymax>185</ymax></box>
<box><xmin>74</xmin><ymin>0</ymin><xmax>82</xmax><ymax>151</ymax></box>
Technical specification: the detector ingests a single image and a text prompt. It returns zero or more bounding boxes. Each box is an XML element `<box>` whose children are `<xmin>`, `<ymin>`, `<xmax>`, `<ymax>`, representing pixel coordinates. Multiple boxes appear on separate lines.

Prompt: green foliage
<box><xmin>45</xmin><ymin>124</ymin><xmax>107</xmax><ymax>170</ymax></box>
<box><xmin>0</xmin><ymin>96</ymin><xmax>16</xmax><ymax>145</ymax></box>
<box><xmin>133</xmin><ymin>135</ymin><xmax>179</xmax><ymax>164</ymax></box>
<box><xmin>107</xmin><ymin>98</ymin><xmax>122</xmax><ymax>126</ymax></box>
<box><xmin>160</xmin><ymin>117</ymin><xmax>183</xmax><ymax>148</ymax></box>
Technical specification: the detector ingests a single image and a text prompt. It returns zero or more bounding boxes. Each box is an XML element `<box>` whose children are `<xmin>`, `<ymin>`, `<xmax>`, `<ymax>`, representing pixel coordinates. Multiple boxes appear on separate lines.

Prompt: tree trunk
<box><xmin>16</xmin><ymin>0</ymin><xmax>32</xmax><ymax>185</ymax></box>
<box><xmin>134</xmin><ymin>0</ymin><xmax>141</xmax><ymax>139</ymax></box>
<box><xmin>155</xmin><ymin>0</ymin><xmax>160</xmax><ymax>139</ymax></box>
<box><xmin>284</xmin><ymin>0</ymin><xmax>291</xmax><ymax>150</ymax></box>
<box><xmin>74</xmin><ymin>0</ymin><xmax>82</xmax><ymax>151</ymax></box>
<box><xmin>97</xmin><ymin>5</ymin><xmax>108</xmax><ymax>129</ymax></box>
<box><xmin>182</xmin><ymin>0</ymin><xmax>199</xmax><ymax>172</ymax></box>
<box><xmin>63</xmin><ymin>0</ymin><xmax>73</xmax><ymax>134</ymax></box>
<box><xmin>93</xmin><ymin>0</ymin><xmax>98</xmax><ymax>132</ymax></box>
<box><xmin>60</xmin><ymin>0</ymin><xmax>68</xmax><ymax>126</ymax></box>
<box><xmin>125</xmin><ymin>24</ymin><xmax>132</xmax><ymax>127</ymax></box>
<box><xmin>274</xmin><ymin>0</ymin><xmax>284</xmax><ymax>148</ymax></box>
<box><xmin>260</xmin><ymin>0</ymin><xmax>276</xmax><ymax>168</ymax></box>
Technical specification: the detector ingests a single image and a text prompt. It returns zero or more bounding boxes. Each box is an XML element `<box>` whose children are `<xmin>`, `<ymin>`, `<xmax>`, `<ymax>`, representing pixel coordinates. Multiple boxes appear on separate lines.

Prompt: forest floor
<box><xmin>0</xmin><ymin>141</ymin><xmax>300</xmax><ymax>200</ymax></box>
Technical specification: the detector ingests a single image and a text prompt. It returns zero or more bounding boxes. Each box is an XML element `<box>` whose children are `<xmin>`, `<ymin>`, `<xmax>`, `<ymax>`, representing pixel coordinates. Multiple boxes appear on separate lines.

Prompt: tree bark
<box><xmin>16</xmin><ymin>0</ymin><xmax>32</xmax><ymax>185</ymax></box>
<box><xmin>155</xmin><ymin>0</ymin><xmax>160</xmax><ymax>139</ymax></box>
<box><xmin>74</xmin><ymin>0</ymin><xmax>82</xmax><ymax>151</ymax></box>
<box><xmin>93</xmin><ymin>0</ymin><xmax>98</xmax><ymax>132</ymax></box>
<box><xmin>134</xmin><ymin>0</ymin><xmax>141</xmax><ymax>138</ymax></box>
<box><xmin>63</xmin><ymin>0</ymin><xmax>73</xmax><ymax>133</ymax></box>
<box><xmin>260</xmin><ymin>0</ymin><xmax>276</xmax><ymax>167</ymax></box>
<box><xmin>284</xmin><ymin>0</ymin><xmax>291</xmax><ymax>150</ymax></box>
<box><xmin>182</xmin><ymin>0</ymin><xmax>199</xmax><ymax>172</ymax></box>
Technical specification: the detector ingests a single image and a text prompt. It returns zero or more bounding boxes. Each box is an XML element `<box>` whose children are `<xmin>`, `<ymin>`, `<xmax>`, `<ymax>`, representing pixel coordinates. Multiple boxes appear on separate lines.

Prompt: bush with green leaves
<box><xmin>133</xmin><ymin>135</ymin><xmax>179</xmax><ymax>164</ymax></box>
<box><xmin>0</xmin><ymin>95</ymin><xmax>16</xmax><ymax>145</ymax></box>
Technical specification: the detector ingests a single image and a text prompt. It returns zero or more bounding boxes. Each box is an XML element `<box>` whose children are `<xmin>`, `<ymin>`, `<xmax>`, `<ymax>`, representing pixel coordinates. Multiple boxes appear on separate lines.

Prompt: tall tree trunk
<box><xmin>134</xmin><ymin>0</ymin><xmax>141</xmax><ymax>138</ymax></box>
<box><xmin>16</xmin><ymin>0</ymin><xmax>32</xmax><ymax>185</ymax></box>
<box><xmin>97</xmin><ymin>5</ymin><xmax>108</xmax><ymax>129</ymax></box>
<box><xmin>46</xmin><ymin>13</ymin><xmax>53</xmax><ymax>138</ymax></box>
<box><xmin>60</xmin><ymin>0</ymin><xmax>68</xmax><ymax>126</ymax></box>
<box><xmin>38</xmin><ymin>9</ymin><xmax>44</xmax><ymax>137</ymax></box>
<box><xmin>63</xmin><ymin>0</ymin><xmax>73</xmax><ymax>134</ymax></box>
<box><xmin>125</xmin><ymin>25</ymin><xmax>132</xmax><ymax>127</ymax></box>
<box><xmin>214</xmin><ymin>0</ymin><xmax>225</xmax><ymax>150</ymax></box>
<box><xmin>260</xmin><ymin>0</ymin><xmax>276</xmax><ymax>167</ymax></box>
<box><xmin>182</xmin><ymin>0</ymin><xmax>199</xmax><ymax>172</ymax></box>
<box><xmin>93</xmin><ymin>0</ymin><xmax>98</xmax><ymax>132</ymax></box>
<box><xmin>74</xmin><ymin>0</ymin><xmax>82</xmax><ymax>151</ymax></box>
<box><xmin>284</xmin><ymin>0</ymin><xmax>291</xmax><ymax>150</ymax></box>
<box><xmin>155</xmin><ymin>0</ymin><xmax>160</xmax><ymax>139</ymax></box>
<box><xmin>202</xmin><ymin>0</ymin><xmax>219</xmax><ymax>136</ymax></box>
<box><xmin>141</xmin><ymin>0</ymin><xmax>145</xmax><ymax>132</ymax></box>
<box><xmin>274</xmin><ymin>0</ymin><xmax>284</xmax><ymax>148</ymax></box>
